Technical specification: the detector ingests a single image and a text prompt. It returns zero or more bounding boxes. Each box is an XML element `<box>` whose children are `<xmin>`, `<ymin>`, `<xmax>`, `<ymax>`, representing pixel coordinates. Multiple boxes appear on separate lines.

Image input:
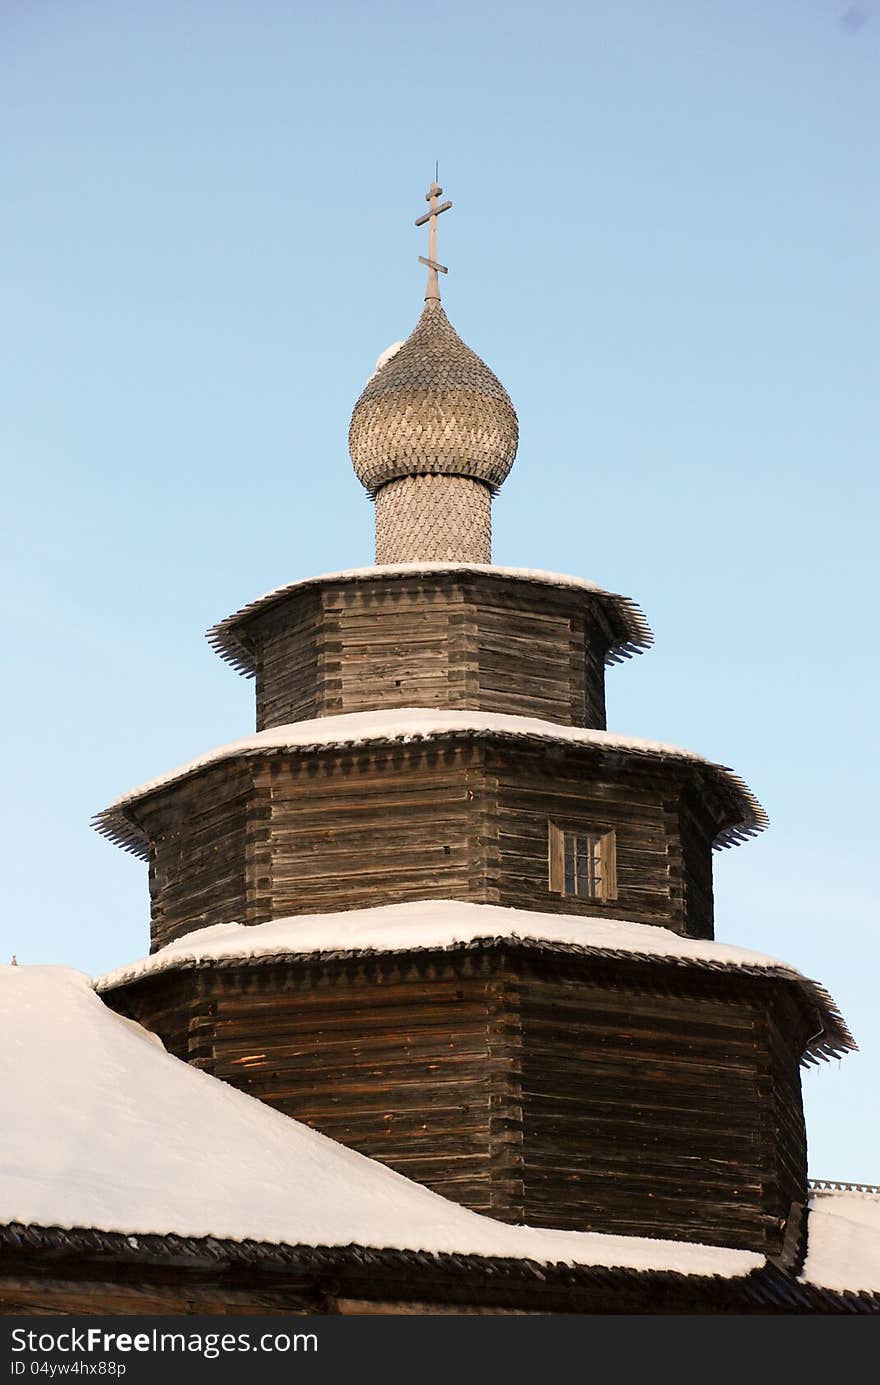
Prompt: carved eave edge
<box><xmin>0</xmin><ymin>1221</ymin><xmax>765</xmax><ymax>1296</ymax></box>
<box><xmin>205</xmin><ymin>564</ymin><xmax>654</xmax><ymax>674</ymax></box>
<box><xmin>91</xmin><ymin>712</ymin><xmax>767</xmax><ymax>860</ymax></box>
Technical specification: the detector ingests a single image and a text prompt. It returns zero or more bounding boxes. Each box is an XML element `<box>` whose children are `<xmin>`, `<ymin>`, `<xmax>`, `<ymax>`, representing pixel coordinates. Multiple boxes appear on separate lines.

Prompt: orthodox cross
<box><xmin>415</xmin><ymin>180</ymin><xmax>452</xmax><ymax>302</ymax></box>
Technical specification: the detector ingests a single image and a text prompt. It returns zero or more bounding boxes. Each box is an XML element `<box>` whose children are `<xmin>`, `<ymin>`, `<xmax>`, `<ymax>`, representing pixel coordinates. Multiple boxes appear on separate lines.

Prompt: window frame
<box><xmin>548</xmin><ymin>822</ymin><xmax>618</xmax><ymax>902</ymax></box>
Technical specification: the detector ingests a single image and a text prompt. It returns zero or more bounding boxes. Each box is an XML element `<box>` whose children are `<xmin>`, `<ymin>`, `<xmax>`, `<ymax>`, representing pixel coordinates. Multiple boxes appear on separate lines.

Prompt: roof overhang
<box><xmin>94</xmin><ymin>900</ymin><xmax>854</xmax><ymax>1064</ymax></box>
<box><xmin>92</xmin><ymin>709</ymin><xmax>768</xmax><ymax>859</ymax></box>
<box><xmin>206</xmin><ymin>564</ymin><xmax>654</xmax><ymax>674</ymax></box>
<box><xmin>2</xmin><ymin>1222</ymin><xmax>875</xmax><ymax>1314</ymax></box>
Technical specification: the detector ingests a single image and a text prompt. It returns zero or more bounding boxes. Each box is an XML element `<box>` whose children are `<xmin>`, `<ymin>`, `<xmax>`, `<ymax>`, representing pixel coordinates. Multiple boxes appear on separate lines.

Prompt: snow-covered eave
<box><xmin>7</xmin><ymin>1223</ymin><xmax>877</xmax><ymax>1311</ymax></box>
<box><xmin>8</xmin><ymin>1218</ymin><xmax>878</xmax><ymax>1309</ymax></box>
<box><xmin>92</xmin><ymin>710</ymin><xmax>768</xmax><ymax>860</ymax></box>
<box><xmin>94</xmin><ymin>919</ymin><xmax>853</xmax><ymax>1065</ymax></box>
<box><xmin>0</xmin><ymin>1220</ymin><xmax>763</xmax><ymax>1292</ymax></box>
<box><xmin>205</xmin><ymin>563</ymin><xmax>654</xmax><ymax>673</ymax></box>
<box><xmin>809</xmin><ymin>1180</ymin><xmax>880</xmax><ymax>1195</ymax></box>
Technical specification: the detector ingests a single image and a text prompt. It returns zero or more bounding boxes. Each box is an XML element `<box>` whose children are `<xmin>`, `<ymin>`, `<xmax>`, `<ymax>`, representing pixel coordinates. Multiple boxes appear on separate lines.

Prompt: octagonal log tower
<box><xmin>94</xmin><ymin>181</ymin><xmax>854</xmax><ymax>1266</ymax></box>
<box><xmin>207</xmin><ymin>566</ymin><xmax>652</xmax><ymax>734</ymax></box>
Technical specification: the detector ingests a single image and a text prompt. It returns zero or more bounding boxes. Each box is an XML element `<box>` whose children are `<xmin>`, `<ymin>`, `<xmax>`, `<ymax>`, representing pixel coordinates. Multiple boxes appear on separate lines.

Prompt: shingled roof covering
<box><xmin>349</xmin><ymin>301</ymin><xmax>519</xmax><ymax>495</ymax></box>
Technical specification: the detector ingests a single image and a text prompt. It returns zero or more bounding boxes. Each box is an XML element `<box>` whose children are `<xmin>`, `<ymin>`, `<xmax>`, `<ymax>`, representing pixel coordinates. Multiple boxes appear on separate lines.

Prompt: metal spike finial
<box><xmin>414</xmin><ymin>177</ymin><xmax>452</xmax><ymax>303</ymax></box>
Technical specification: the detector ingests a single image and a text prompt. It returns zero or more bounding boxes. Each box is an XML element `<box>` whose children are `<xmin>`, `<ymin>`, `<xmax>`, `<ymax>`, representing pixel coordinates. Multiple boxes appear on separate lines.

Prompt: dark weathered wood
<box><xmin>488</xmin><ymin>745</ymin><xmax>714</xmax><ymax>935</ymax></box>
<box><xmin>235</xmin><ymin>573</ymin><xmax>633</xmax><ymax>732</ymax></box>
<box><xmin>517</xmin><ymin>970</ymin><xmax>789</xmax><ymax>1247</ymax></box>
<box><xmin>254</xmin><ymin>588</ymin><xmax>321</xmax><ymax>728</ymax></box>
<box><xmin>143</xmin><ymin>762</ymin><xmax>251</xmax><ymax>952</ymax></box>
<box><xmin>0</xmin><ymin>1274</ymin><xmax>323</xmax><ymax>1315</ymax></box>
<box><xmin>136</xmin><ymin>739</ymin><xmax>730</xmax><ymax>949</ymax></box>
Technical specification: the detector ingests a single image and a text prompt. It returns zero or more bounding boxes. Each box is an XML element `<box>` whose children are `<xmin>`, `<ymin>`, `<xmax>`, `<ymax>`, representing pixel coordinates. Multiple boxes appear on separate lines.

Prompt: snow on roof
<box><xmin>206</xmin><ymin>563</ymin><xmax>653</xmax><ymax>675</ymax></box>
<box><xmin>367</xmin><ymin>341</ymin><xmax>405</xmax><ymax>381</ymax></box>
<box><xmin>801</xmin><ymin>1190</ymin><xmax>880</xmax><ymax>1294</ymax></box>
<box><xmin>94</xmin><ymin>899</ymin><xmax>853</xmax><ymax>1063</ymax></box>
<box><xmin>0</xmin><ymin>964</ymin><xmax>760</xmax><ymax>1279</ymax></box>
<box><xmin>93</xmin><ymin>706</ymin><xmax>767</xmax><ymax>857</ymax></box>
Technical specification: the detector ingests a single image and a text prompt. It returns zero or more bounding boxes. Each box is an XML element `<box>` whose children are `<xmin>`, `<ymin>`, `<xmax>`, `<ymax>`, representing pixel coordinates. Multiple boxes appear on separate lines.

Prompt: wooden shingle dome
<box><xmin>348</xmin><ymin>299</ymin><xmax>519</xmax><ymax>496</ymax></box>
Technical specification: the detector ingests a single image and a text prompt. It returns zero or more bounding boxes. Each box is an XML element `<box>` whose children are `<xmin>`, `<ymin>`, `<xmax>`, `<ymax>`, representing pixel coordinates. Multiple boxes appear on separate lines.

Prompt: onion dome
<box><xmin>348</xmin><ymin>299</ymin><xmax>519</xmax><ymax>497</ymax></box>
<box><xmin>349</xmin><ymin>180</ymin><xmax>519</xmax><ymax>564</ymax></box>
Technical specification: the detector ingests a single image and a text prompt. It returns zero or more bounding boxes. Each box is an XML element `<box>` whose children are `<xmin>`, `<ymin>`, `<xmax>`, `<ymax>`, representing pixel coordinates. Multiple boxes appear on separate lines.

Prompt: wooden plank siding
<box><xmin>677</xmin><ymin>788</ymin><xmax>717</xmax><ymax>941</ymax></box>
<box><xmin>517</xmin><ymin>973</ymin><xmax>779</xmax><ymax>1248</ymax></box>
<box><xmin>762</xmin><ymin>992</ymin><xmax>810</xmax><ymax>1227</ymax></box>
<box><xmin>141</xmin><ymin>763</ymin><xmax>253</xmax><ymax>953</ymax></box>
<box><xmin>488</xmin><ymin>745</ymin><xmax>713</xmax><ymax>937</ymax></box>
<box><xmin>0</xmin><ymin>1274</ymin><xmax>327</xmax><ymax>1316</ymax></box>
<box><xmin>324</xmin><ymin>580</ymin><xmax>471</xmax><ymax>717</ymax></box>
<box><xmin>254</xmin><ymin>589</ymin><xmax>321</xmax><ymax>728</ymax></box>
<box><xmin>108</xmin><ymin>951</ymin><xmax>809</xmax><ymax>1253</ymax></box>
<box><xmin>263</xmin><ymin>744</ymin><xmax>485</xmax><ymax>920</ymax></box>
<box><xmin>240</xmin><ymin>574</ymin><xmax>621</xmax><ymax>732</ymax></box>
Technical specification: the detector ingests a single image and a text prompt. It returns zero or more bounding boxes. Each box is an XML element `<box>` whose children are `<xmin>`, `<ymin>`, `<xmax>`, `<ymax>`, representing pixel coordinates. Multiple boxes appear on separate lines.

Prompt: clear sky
<box><xmin>2</xmin><ymin>1</ymin><xmax>878</xmax><ymax>1182</ymax></box>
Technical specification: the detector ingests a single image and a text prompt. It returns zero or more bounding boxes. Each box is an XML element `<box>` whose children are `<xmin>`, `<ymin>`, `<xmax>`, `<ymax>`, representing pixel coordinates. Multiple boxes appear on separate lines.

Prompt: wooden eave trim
<box><xmin>98</xmin><ymin>938</ymin><xmax>854</xmax><ymax>1063</ymax></box>
<box><xmin>0</xmin><ymin>1222</ymin><xmax>752</xmax><ymax>1301</ymax></box>
<box><xmin>92</xmin><ymin>729</ymin><xmax>767</xmax><ymax>860</ymax></box>
<box><xmin>2</xmin><ymin>1224</ymin><xmax>876</xmax><ymax>1313</ymax></box>
<box><xmin>206</xmin><ymin>569</ymin><xmax>653</xmax><ymax>677</ymax></box>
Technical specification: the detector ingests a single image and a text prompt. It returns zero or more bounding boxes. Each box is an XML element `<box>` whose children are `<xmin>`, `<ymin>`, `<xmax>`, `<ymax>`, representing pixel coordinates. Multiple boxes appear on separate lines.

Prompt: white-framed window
<box><xmin>548</xmin><ymin>823</ymin><xmax>617</xmax><ymax>901</ymax></box>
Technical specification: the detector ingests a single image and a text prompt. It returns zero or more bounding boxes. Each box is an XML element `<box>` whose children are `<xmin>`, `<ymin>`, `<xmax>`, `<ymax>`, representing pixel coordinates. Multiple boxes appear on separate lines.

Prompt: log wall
<box><xmin>678</xmin><ymin>788</ymin><xmax>717</xmax><ymax>941</ymax></box>
<box><xmin>324</xmin><ymin>580</ymin><xmax>465</xmax><ymax>717</ymax></box>
<box><xmin>263</xmin><ymin>744</ymin><xmax>484</xmax><ymax>920</ymax></box>
<box><xmin>137</xmin><ymin>740</ymin><xmax>722</xmax><ymax>949</ymax></box>
<box><xmin>516</xmin><ymin>960</ymin><xmax>808</xmax><ymax>1250</ymax></box>
<box><xmin>240</xmin><ymin>574</ymin><xmax>621</xmax><ymax>731</ymax></box>
<box><xmin>254</xmin><ymin>589</ymin><xmax>321</xmax><ymax>728</ymax></box>
<box><xmin>488</xmin><ymin>746</ymin><xmax>713</xmax><ymax>937</ymax></box>
<box><xmin>140</xmin><ymin>763</ymin><xmax>253</xmax><ymax>953</ymax></box>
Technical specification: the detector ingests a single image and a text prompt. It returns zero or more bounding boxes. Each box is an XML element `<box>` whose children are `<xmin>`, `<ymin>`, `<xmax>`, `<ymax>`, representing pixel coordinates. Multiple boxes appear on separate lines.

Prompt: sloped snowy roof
<box><xmin>0</xmin><ymin>965</ymin><xmax>760</xmax><ymax>1280</ymax></box>
<box><xmin>801</xmin><ymin>1190</ymin><xmax>880</xmax><ymax>1294</ymax></box>
<box><xmin>93</xmin><ymin>707</ymin><xmax>767</xmax><ymax>857</ymax></box>
<box><xmin>94</xmin><ymin>899</ymin><xmax>853</xmax><ymax>1064</ymax></box>
<box><xmin>206</xmin><ymin>563</ymin><xmax>654</xmax><ymax>674</ymax></box>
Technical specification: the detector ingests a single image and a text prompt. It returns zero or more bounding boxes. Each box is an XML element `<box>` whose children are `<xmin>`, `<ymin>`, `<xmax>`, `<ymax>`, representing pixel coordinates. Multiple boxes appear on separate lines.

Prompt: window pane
<box><xmin>563</xmin><ymin>832</ymin><xmax>575</xmax><ymax>895</ymax></box>
<box><xmin>558</xmin><ymin>831</ymin><xmax>606</xmax><ymax>898</ymax></box>
<box><xmin>576</xmin><ymin>840</ymin><xmax>589</xmax><ymax>896</ymax></box>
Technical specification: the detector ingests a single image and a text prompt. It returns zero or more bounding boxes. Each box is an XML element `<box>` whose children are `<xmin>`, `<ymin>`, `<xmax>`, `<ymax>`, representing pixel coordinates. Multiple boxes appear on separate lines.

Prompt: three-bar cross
<box><xmin>415</xmin><ymin>181</ymin><xmax>452</xmax><ymax>302</ymax></box>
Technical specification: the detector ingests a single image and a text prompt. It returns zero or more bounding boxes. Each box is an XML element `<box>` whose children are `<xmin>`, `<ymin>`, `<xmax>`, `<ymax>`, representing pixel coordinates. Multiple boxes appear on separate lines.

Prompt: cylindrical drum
<box><xmin>374</xmin><ymin>474</ymin><xmax>492</xmax><ymax>564</ymax></box>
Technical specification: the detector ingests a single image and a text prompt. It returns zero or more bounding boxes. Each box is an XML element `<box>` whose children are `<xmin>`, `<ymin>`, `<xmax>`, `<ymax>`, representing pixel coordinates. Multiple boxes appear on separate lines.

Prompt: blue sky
<box><xmin>2</xmin><ymin>1</ymin><xmax>878</xmax><ymax>1180</ymax></box>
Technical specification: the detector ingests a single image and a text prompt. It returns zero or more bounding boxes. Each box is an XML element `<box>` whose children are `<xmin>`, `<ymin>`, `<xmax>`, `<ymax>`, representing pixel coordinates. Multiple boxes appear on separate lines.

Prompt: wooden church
<box><xmin>2</xmin><ymin>185</ymin><xmax>878</xmax><ymax>1315</ymax></box>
